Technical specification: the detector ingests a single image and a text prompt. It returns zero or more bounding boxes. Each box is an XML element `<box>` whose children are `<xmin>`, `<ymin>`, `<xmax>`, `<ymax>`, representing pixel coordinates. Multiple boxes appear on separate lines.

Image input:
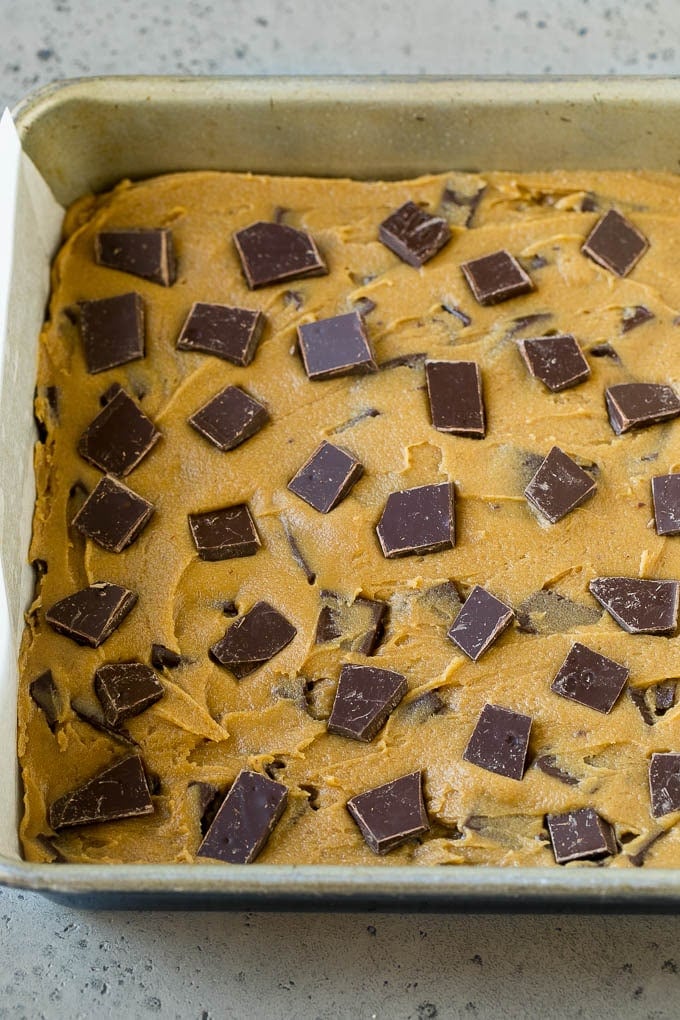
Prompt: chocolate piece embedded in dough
<box><xmin>463</xmin><ymin>703</ymin><xmax>532</xmax><ymax>780</ymax></box>
<box><xmin>589</xmin><ymin>576</ymin><xmax>679</xmax><ymax>635</ymax></box>
<box><xmin>176</xmin><ymin>302</ymin><xmax>265</xmax><ymax>366</ymax></box>
<box><xmin>461</xmin><ymin>250</ymin><xmax>533</xmax><ymax>306</ymax></box>
<box><xmin>29</xmin><ymin>670</ymin><xmax>62</xmax><ymax>731</ymax></box>
<box><xmin>649</xmin><ymin>753</ymin><xmax>680</xmax><ymax>817</ymax></box>
<box><xmin>517</xmin><ymin>334</ymin><xmax>590</xmax><ymax>392</ymax></box>
<box><xmin>652</xmin><ymin>474</ymin><xmax>680</xmax><ymax>536</ymax></box>
<box><xmin>550</xmin><ymin>642</ymin><xmax>629</xmax><ymax>714</ymax></box>
<box><xmin>188</xmin><ymin>504</ymin><xmax>261</xmax><ymax>561</ymax></box>
<box><xmin>425</xmin><ymin>360</ymin><xmax>485</xmax><ymax>438</ymax></box>
<box><xmin>189</xmin><ymin>385</ymin><xmax>269</xmax><ymax>451</ymax></box>
<box><xmin>547</xmin><ymin>808</ymin><xmax>617</xmax><ymax>863</ymax></box>
<box><xmin>346</xmin><ymin>771</ymin><xmax>429</xmax><ymax>854</ymax></box>
<box><xmin>655</xmin><ymin>681</ymin><xmax>677</xmax><ymax>715</ymax></box>
<box><xmin>210</xmin><ymin>601</ymin><xmax>297</xmax><ymax>679</ymax></box>
<box><xmin>72</xmin><ymin>474</ymin><xmax>154</xmax><ymax>552</ymax></box>
<box><xmin>48</xmin><ymin>755</ymin><xmax>154</xmax><ymax>830</ymax></box>
<box><xmin>298</xmin><ymin>311</ymin><xmax>377</xmax><ymax>381</ymax></box>
<box><xmin>534</xmin><ymin>754</ymin><xmax>579</xmax><ymax>786</ymax></box>
<box><xmin>288</xmin><ymin>441</ymin><xmax>363</xmax><ymax>513</ymax></box>
<box><xmin>378</xmin><ymin>200</ymin><xmax>451</xmax><ymax>267</ymax></box>
<box><xmin>234</xmin><ymin>221</ymin><xmax>327</xmax><ymax>289</ymax></box>
<box><xmin>605</xmin><ymin>383</ymin><xmax>680</xmax><ymax>434</ymax></box>
<box><xmin>376</xmin><ymin>483</ymin><xmax>455</xmax><ymax>558</ymax></box>
<box><xmin>78</xmin><ymin>387</ymin><xmax>161</xmax><ymax>477</ymax></box>
<box><xmin>45</xmin><ymin>582</ymin><xmax>137</xmax><ymax>648</ymax></box>
<box><xmin>581</xmin><ymin>209</ymin><xmax>648</xmax><ymax>277</ymax></box>
<box><xmin>315</xmin><ymin>592</ymin><xmax>387</xmax><ymax>655</ymax></box>
<box><xmin>327</xmin><ymin>664</ymin><xmax>407</xmax><ymax>742</ymax></box>
<box><xmin>151</xmin><ymin>644</ymin><xmax>182</xmax><ymax>670</ymax></box>
<box><xmin>447</xmin><ymin>585</ymin><xmax>514</xmax><ymax>662</ymax></box>
<box><xmin>197</xmin><ymin>769</ymin><xmax>288</xmax><ymax>863</ymax></box>
<box><xmin>71</xmin><ymin>697</ymin><xmax>138</xmax><ymax>748</ymax></box>
<box><xmin>95</xmin><ymin>228</ymin><xmax>176</xmax><ymax>286</ymax></box>
<box><xmin>524</xmin><ymin>446</ymin><xmax>597</xmax><ymax>524</ymax></box>
<box><xmin>94</xmin><ymin>662</ymin><xmax>164</xmax><ymax>727</ymax></box>
<box><xmin>79</xmin><ymin>293</ymin><xmax>145</xmax><ymax>374</ymax></box>
<box><xmin>516</xmin><ymin>590</ymin><xmax>602</xmax><ymax>635</ymax></box>
<box><xmin>622</xmin><ymin>305</ymin><xmax>654</xmax><ymax>333</ymax></box>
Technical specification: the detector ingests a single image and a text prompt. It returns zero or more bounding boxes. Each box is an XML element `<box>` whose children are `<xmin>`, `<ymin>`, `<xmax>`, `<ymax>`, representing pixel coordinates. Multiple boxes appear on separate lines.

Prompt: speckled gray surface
<box><xmin>4</xmin><ymin>1</ymin><xmax>680</xmax><ymax>1017</ymax></box>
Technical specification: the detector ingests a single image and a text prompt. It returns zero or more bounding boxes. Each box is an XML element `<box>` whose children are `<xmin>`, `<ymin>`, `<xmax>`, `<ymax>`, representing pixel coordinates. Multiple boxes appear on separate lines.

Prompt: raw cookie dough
<box><xmin>18</xmin><ymin>167</ymin><xmax>680</xmax><ymax>866</ymax></box>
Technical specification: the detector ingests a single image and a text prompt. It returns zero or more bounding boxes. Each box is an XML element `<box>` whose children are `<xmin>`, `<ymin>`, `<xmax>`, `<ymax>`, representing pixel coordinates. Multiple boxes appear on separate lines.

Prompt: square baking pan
<box><xmin>5</xmin><ymin>75</ymin><xmax>680</xmax><ymax>911</ymax></box>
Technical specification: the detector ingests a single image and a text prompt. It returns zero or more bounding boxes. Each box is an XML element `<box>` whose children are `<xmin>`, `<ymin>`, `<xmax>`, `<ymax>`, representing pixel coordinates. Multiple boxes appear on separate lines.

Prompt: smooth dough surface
<box><xmin>18</xmin><ymin>167</ymin><xmax>680</xmax><ymax>867</ymax></box>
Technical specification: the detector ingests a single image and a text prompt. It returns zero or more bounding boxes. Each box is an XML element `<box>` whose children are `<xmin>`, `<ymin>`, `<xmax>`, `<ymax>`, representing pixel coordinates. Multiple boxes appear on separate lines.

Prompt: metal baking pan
<box><xmin>6</xmin><ymin>76</ymin><xmax>680</xmax><ymax>911</ymax></box>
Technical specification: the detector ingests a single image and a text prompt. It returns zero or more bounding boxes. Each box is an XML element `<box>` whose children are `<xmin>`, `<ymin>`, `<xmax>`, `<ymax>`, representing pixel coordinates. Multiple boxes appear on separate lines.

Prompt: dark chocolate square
<box><xmin>176</xmin><ymin>302</ymin><xmax>266</xmax><ymax>366</ymax></box>
<box><xmin>95</xmin><ymin>228</ymin><xmax>176</xmax><ymax>286</ymax></box>
<box><xmin>547</xmin><ymin>808</ymin><xmax>617</xmax><ymax>863</ymax></box>
<box><xmin>462</xmin><ymin>703</ymin><xmax>532</xmax><ymax>780</ymax></box>
<box><xmin>72</xmin><ymin>474</ymin><xmax>154</xmax><ymax>552</ymax></box>
<box><xmin>589</xmin><ymin>576</ymin><xmax>679</xmax><ymax>635</ymax></box>
<box><xmin>649</xmin><ymin>753</ymin><xmax>680</xmax><ymax>817</ymax></box>
<box><xmin>524</xmin><ymin>446</ymin><xmax>597</xmax><ymax>524</ymax></box>
<box><xmin>346</xmin><ymin>771</ymin><xmax>429</xmax><ymax>854</ymax></box>
<box><xmin>288</xmin><ymin>441</ymin><xmax>363</xmax><ymax>513</ymax></box>
<box><xmin>581</xmin><ymin>209</ymin><xmax>648</xmax><ymax>277</ymax></box>
<box><xmin>550</xmin><ymin>641</ymin><xmax>629</xmax><ymax>714</ymax></box>
<box><xmin>652</xmin><ymin>474</ymin><xmax>680</xmax><ymax>536</ymax></box>
<box><xmin>45</xmin><ymin>582</ymin><xmax>137</xmax><ymax>648</ymax></box>
<box><xmin>234</xmin><ymin>221</ymin><xmax>327</xmax><ymax>289</ymax></box>
<box><xmin>48</xmin><ymin>755</ymin><xmax>154</xmax><ymax>830</ymax></box>
<box><xmin>517</xmin><ymin>334</ymin><xmax>590</xmax><ymax>392</ymax></box>
<box><xmin>425</xmin><ymin>360</ymin><xmax>485</xmax><ymax>438</ymax></box>
<box><xmin>315</xmin><ymin>593</ymin><xmax>387</xmax><ymax>655</ymax></box>
<box><xmin>188</xmin><ymin>504</ymin><xmax>261</xmax><ymax>561</ymax></box>
<box><xmin>197</xmin><ymin>769</ymin><xmax>288</xmax><ymax>863</ymax></box>
<box><xmin>78</xmin><ymin>387</ymin><xmax>161</xmax><ymax>477</ymax></box>
<box><xmin>79</xmin><ymin>293</ymin><xmax>145</xmax><ymax>374</ymax></box>
<box><xmin>447</xmin><ymin>586</ymin><xmax>514</xmax><ymax>661</ymax></box>
<box><xmin>94</xmin><ymin>662</ymin><xmax>164</xmax><ymax>727</ymax></box>
<box><xmin>376</xmin><ymin>482</ymin><xmax>455</xmax><ymax>558</ymax></box>
<box><xmin>606</xmin><ymin>383</ymin><xmax>680</xmax><ymax>434</ymax></box>
<box><xmin>189</xmin><ymin>386</ymin><xmax>269</xmax><ymax>452</ymax></box>
<box><xmin>210</xmin><ymin>601</ymin><xmax>297</xmax><ymax>678</ymax></box>
<box><xmin>461</xmin><ymin>250</ymin><xmax>533</xmax><ymax>306</ymax></box>
<box><xmin>327</xmin><ymin>664</ymin><xmax>407</xmax><ymax>742</ymax></box>
<box><xmin>378</xmin><ymin>201</ymin><xmax>451</xmax><ymax>267</ymax></box>
<box><xmin>298</xmin><ymin>311</ymin><xmax>377</xmax><ymax>381</ymax></box>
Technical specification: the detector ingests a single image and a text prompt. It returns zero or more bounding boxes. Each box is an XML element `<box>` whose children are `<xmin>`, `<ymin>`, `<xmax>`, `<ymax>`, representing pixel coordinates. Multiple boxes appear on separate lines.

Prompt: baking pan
<box><xmin>6</xmin><ymin>76</ymin><xmax>680</xmax><ymax>911</ymax></box>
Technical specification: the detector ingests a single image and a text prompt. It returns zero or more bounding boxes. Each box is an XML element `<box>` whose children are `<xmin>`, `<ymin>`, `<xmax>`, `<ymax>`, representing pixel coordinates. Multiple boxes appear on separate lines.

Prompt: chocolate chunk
<box><xmin>650</xmin><ymin>753</ymin><xmax>680</xmax><ymax>817</ymax></box>
<box><xmin>281</xmin><ymin>519</ymin><xmax>316</xmax><ymax>584</ymax></box>
<box><xmin>95</xmin><ymin>228</ymin><xmax>176</xmax><ymax>286</ymax></box>
<box><xmin>652</xmin><ymin>474</ymin><xmax>680</xmax><ymax>536</ymax></box>
<box><xmin>589</xmin><ymin>576</ymin><xmax>679</xmax><ymax>635</ymax></box>
<box><xmin>197</xmin><ymin>769</ymin><xmax>288</xmax><ymax>863</ymax></box>
<box><xmin>29</xmin><ymin>670</ymin><xmax>62</xmax><ymax>730</ymax></box>
<box><xmin>48</xmin><ymin>755</ymin><xmax>154</xmax><ymax>830</ymax></box>
<box><xmin>629</xmin><ymin>829</ymin><xmax>668</xmax><ymax>867</ymax></box>
<box><xmin>534</xmin><ymin>754</ymin><xmax>579</xmax><ymax>786</ymax></box>
<box><xmin>78</xmin><ymin>387</ymin><xmax>161</xmax><ymax>477</ymax></box>
<box><xmin>222</xmin><ymin>600</ymin><xmax>239</xmax><ymax>617</ymax></box>
<box><xmin>516</xmin><ymin>590</ymin><xmax>602</xmax><ymax>635</ymax></box>
<box><xmin>447</xmin><ymin>586</ymin><xmax>514</xmax><ymax>661</ymax></box>
<box><xmin>71</xmin><ymin>696</ymin><xmax>138</xmax><ymax>747</ymax></box>
<box><xmin>346</xmin><ymin>771</ymin><xmax>429</xmax><ymax>854</ymax></box>
<box><xmin>655</xmin><ymin>681</ymin><xmax>676</xmax><ymax>715</ymax></box>
<box><xmin>606</xmin><ymin>383</ymin><xmax>680</xmax><ymax>434</ymax></box>
<box><xmin>332</xmin><ymin>408</ymin><xmax>381</xmax><ymax>434</ymax></box>
<box><xmin>188</xmin><ymin>504</ymin><xmax>261</xmax><ymax>561</ymax></box>
<box><xmin>46</xmin><ymin>582</ymin><xmax>137</xmax><ymax>648</ymax></box>
<box><xmin>440</xmin><ymin>183</ymin><xmax>485</xmax><ymax>226</ymax></box>
<box><xmin>629</xmin><ymin>687</ymin><xmax>656</xmax><ymax>727</ymax></box>
<box><xmin>551</xmin><ymin>642</ymin><xmax>629</xmax><ymax>714</ymax></box>
<box><xmin>315</xmin><ymin>592</ymin><xmax>387</xmax><ymax>655</ymax></box>
<box><xmin>94</xmin><ymin>662</ymin><xmax>164</xmax><ymax>727</ymax></box>
<box><xmin>210</xmin><ymin>601</ymin><xmax>297</xmax><ymax>679</ymax></box>
<box><xmin>234</xmin><ymin>221</ymin><xmax>327</xmax><ymax>289</ymax></box>
<box><xmin>288</xmin><ymin>441</ymin><xmax>363</xmax><ymax>513</ymax></box>
<box><xmin>547</xmin><ymin>808</ymin><xmax>617</xmax><ymax>864</ymax></box>
<box><xmin>376</xmin><ymin>482</ymin><xmax>455</xmax><ymax>558</ymax></box>
<box><xmin>517</xmin><ymin>334</ymin><xmax>590</xmax><ymax>392</ymax></box>
<box><xmin>581</xmin><ymin>193</ymin><xmax>598</xmax><ymax>212</ymax></box>
<box><xmin>176</xmin><ymin>302</ymin><xmax>265</xmax><ymax>366</ymax></box>
<box><xmin>381</xmin><ymin>352</ymin><xmax>427</xmax><ymax>370</ymax></box>
<box><xmin>524</xmin><ymin>446</ymin><xmax>597</xmax><ymax>524</ymax></box>
<box><xmin>461</xmin><ymin>250</ymin><xmax>533</xmax><ymax>306</ymax></box>
<box><xmin>403</xmin><ymin>689</ymin><xmax>447</xmax><ymax>722</ymax></box>
<box><xmin>622</xmin><ymin>305</ymin><xmax>654</xmax><ymax>333</ymax></box>
<box><xmin>283</xmin><ymin>289</ymin><xmax>304</xmax><ymax>310</ymax></box>
<box><xmin>189</xmin><ymin>386</ymin><xmax>269</xmax><ymax>452</ymax></box>
<box><xmin>378</xmin><ymin>201</ymin><xmax>451</xmax><ymax>267</ymax></box>
<box><xmin>78</xmin><ymin>293</ymin><xmax>145</xmax><ymax>374</ymax></box>
<box><xmin>462</xmin><ymin>703</ymin><xmax>532</xmax><ymax>780</ymax></box>
<box><xmin>151</xmin><ymin>644</ymin><xmax>182</xmax><ymax>670</ymax></box>
<box><xmin>425</xmin><ymin>360</ymin><xmax>485</xmax><ymax>438</ymax></box>
<box><xmin>505</xmin><ymin>312</ymin><xmax>553</xmax><ymax>339</ymax></box>
<box><xmin>590</xmin><ymin>343</ymin><xmax>620</xmax><ymax>361</ymax></box>
<box><xmin>72</xmin><ymin>474</ymin><xmax>154</xmax><ymax>552</ymax></box>
<box><xmin>298</xmin><ymin>311</ymin><xmax>377</xmax><ymax>381</ymax></box>
<box><xmin>327</xmin><ymin>664</ymin><xmax>407</xmax><ymax>742</ymax></box>
<box><xmin>353</xmin><ymin>296</ymin><xmax>376</xmax><ymax>317</ymax></box>
<box><xmin>441</xmin><ymin>303</ymin><xmax>472</xmax><ymax>327</ymax></box>
<box><xmin>581</xmin><ymin>209</ymin><xmax>648</xmax><ymax>277</ymax></box>
<box><xmin>419</xmin><ymin>581</ymin><xmax>463</xmax><ymax>620</ymax></box>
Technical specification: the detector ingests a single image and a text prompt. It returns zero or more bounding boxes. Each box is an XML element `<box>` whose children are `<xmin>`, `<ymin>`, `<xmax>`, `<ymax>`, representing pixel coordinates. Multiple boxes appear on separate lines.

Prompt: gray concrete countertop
<box><xmin>3</xmin><ymin>1</ymin><xmax>680</xmax><ymax>1017</ymax></box>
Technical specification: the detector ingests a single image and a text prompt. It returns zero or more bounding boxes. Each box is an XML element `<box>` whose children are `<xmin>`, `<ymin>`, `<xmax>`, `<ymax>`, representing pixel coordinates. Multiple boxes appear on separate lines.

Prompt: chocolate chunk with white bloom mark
<box><xmin>517</xmin><ymin>334</ymin><xmax>590</xmax><ymax>392</ymax></box>
<box><xmin>534</xmin><ymin>754</ymin><xmax>579</xmax><ymax>786</ymax></box>
<box><xmin>547</xmin><ymin>808</ymin><xmax>617</xmax><ymax>863</ymax></box>
<box><xmin>447</xmin><ymin>586</ymin><xmax>514</xmax><ymax>661</ymax></box>
<box><xmin>94</xmin><ymin>662</ymin><xmax>164</xmax><ymax>727</ymax></box>
<box><xmin>95</xmin><ymin>228</ymin><xmax>176</xmax><ymax>286</ymax></box>
<box><xmin>210</xmin><ymin>601</ymin><xmax>297</xmax><ymax>679</ymax></box>
<box><xmin>315</xmin><ymin>593</ymin><xmax>387</xmax><ymax>655</ymax></box>
<box><xmin>346</xmin><ymin>771</ymin><xmax>429</xmax><ymax>854</ymax></box>
<box><xmin>151</xmin><ymin>644</ymin><xmax>182</xmax><ymax>670</ymax></box>
<box><xmin>29</xmin><ymin>670</ymin><xmax>62</xmax><ymax>730</ymax></box>
<box><xmin>46</xmin><ymin>582</ymin><xmax>137</xmax><ymax>648</ymax></box>
<box><xmin>378</xmin><ymin>201</ymin><xmax>451</xmax><ymax>267</ymax></box>
<box><xmin>649</xmin><ymin>753</ymin><xmax>680</xmax><ymax>817</ymax></box>
<box><xmin>589</xmin><ymin>576</ymin><xmax>679</xmax><ymax>635</ymax></box>
<box><xmin>461</xmin><ymin>250</ymin><xmax>533</xmax><ymax>306</ymax></box>
<box><xmin>79</xmin><ymin>293</ymin><xmax>145</xmax><ymax>374</ymax></box>
<box><xmin>463</xmin><ymin>703</ymin><xmax>532</xmax><ymax>780</ymax></box>
<box><xmin>605</xmin><ymin>383</ymin><xmax>680</xmax><ymax>434</ymax></box>
<box><xmin>234</xmin><ymin>221</ymin><xmax>327</xmax><ymax>289</ymax></box>
<box><xmin>298</xmin><ymin>311</ymin><xmax>377</xmax><ymax>381</ymax></box>
<box><xmin>189</xmin><ymin>386</ymin><xmax>269</xmax><ymax>451</ymax></box>
<box><xmin>581</xmin><ymin>209</ymin><xmax>648</xmax><ymax>277</ymax></box>
<box><xmin>652</xmin><ymin>474</ymin><xmax>680</xmax><ymax>536</ymax></box>
<box><xmin>376</xmin><ymin>483</ymin><xmax>455</xmax><ymax>558</ymax></box>
<box><xmin>197</xmin><ymin>769</ymin><xmax>288</xmax><ymax>863</ymax></box>
<box><xmin>655</xmin><ymin>681</ymin><xmax>676</xmax><ymax>715</ymax></box>
<box><xmin>49</xmin><ymin>755</ymin><xmax>154</xmax><ymax>830</ymax></box>
<box><xmin>622</xmin><ymin>305</ymin><xmax>654</xmax><ymax>333</ymax></box>
<box><xmin>425</xmin><ymin>360</ymin><xmax>485</xmax><ymax>438</ymax></box>
<box><xmin>72</xmin><ymin>474</ymin><xmax>154</xmax><ymax>552</ymax></box>
<box><xmin>78</xmin><ymin>387</ymin><xmax>160</xmax><ymax>477</ymax></box>
<box><xmin>71</xmin><ymin>697</ymin><xmax>138</xmax><ymax>748</ymax></box>
<box><xmin>327</xmin><ymin>664</ymin><xmax>407</xmax><ymax>742</ymax></box>
<box><xmin>551</xmin><ymin>642</ymin><xmax>629</xmax><ymax>714</ymax></box>
<box><xmin>524</xmin><ymin>446</ymin><xmax>596</xmax><ymax>524</ymax></box>
<box><xmin>288</xmin><ymin>441</ymin><xmax>363</xmax><ymax>513</ymax></box>
<box><xmin>188</xmin><ymin>504</ymin><xmax>261</xmax><ymax>561</ymax></box>
<box><xmin>176</xmin><ymin>302</ymin><xmax>265</xmax><ymax>366</ymax></box>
